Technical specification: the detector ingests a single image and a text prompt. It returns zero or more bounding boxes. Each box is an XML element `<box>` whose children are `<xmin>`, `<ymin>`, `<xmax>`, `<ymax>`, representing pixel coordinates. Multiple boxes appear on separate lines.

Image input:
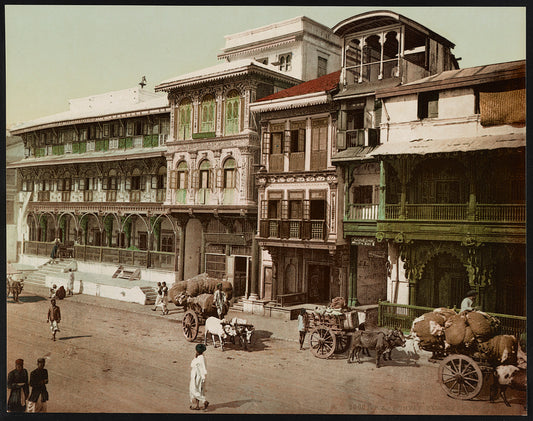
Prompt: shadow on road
<box><xmin>205</xmin><ymin>399</ymin><xmax>253</xmax><ymax>412</ymax></box>
<box><xmin>58</xmin><ymin>335</ymin><xmax>93</xmax><ymax>341</ymax></box>
<box><xmin>9</xmin><ymin>295</ymin><xmax>48</xmax><ymax>304</ymax></box>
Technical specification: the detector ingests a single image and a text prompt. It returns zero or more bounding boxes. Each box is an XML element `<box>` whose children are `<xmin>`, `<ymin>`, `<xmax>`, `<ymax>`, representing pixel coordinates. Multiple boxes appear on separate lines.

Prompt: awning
<box><xmin>6</xmin><ymin>147</ymin><xmax>167</xmax><ymax>169</ymax></box>
<box><xmin>369</xmin><ymin>133</ymin><xmax>525</xmax><ymax>157</ymax></box>
<box><xmin>331</xmin><ymin>146</ymin><xmax>379</xmax><ymax>163</ymax></box>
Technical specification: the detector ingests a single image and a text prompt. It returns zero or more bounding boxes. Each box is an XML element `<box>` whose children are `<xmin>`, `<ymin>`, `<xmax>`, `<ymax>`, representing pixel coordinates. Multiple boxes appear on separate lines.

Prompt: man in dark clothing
<box><xmin>27</xmin><ymin>358</ymin><xmax>49</xmax><ymax>412</ymax></box>
<box><xmin>7</xmin><ymin>358</ymin><xmax>29</xmax><ymax>412</ymax></box>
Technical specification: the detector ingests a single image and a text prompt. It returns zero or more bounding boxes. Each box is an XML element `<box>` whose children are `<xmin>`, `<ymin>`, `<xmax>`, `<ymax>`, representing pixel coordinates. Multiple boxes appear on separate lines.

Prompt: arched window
<box><xmin>200</xmin><ymin>95</ymin><xmax>215</xmax><ymax>133</ymax></box>
<box><xmin>199</xmin><ymin>160</ymin><xmax>211</xmax><ymax>189</ymax></box>
<box><xmin>225</xmin><ymin>91</ymin><xmax>240</xmax><ymax>135</ymax></box>
<box><xmin>103</xmin><ymin>169</ymin><xmax>119</xmax><ymax>190</ymax></box>
<box><xmin>177</xmin><ymin>161</ymin><xmax>188</xmax><ymax>189</ymax></box>
<box><xmin>125</xmin><ymin>168</ymin><xmax>143</xmax><ymax>191</ymax></box>
<box><xmin>177</xmin><ymin>99</ymin><xmax>192</xmax><ymax>140</ymax></box>
<box><xmin>152</xmin><ymin>166</ymin><xmax>167</xmax><ymax>190</ymax></box>
<box><xmin>223</xmin><ymin>158</ymin><xmax>236</xmax><ymax>189</ymax></box>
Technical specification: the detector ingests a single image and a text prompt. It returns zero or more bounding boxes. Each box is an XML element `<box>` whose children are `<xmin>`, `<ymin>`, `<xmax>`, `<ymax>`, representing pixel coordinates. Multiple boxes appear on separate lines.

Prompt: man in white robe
<box><xmin>189</xmin><ymin>343</ymin><xmax>208</xmax><ymax>410</ymax></box>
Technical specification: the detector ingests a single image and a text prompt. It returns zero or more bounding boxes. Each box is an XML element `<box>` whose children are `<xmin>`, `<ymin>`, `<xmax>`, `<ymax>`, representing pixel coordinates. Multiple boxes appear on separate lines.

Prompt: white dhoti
<box><xmin>27</xmin><ymin>395</ymin><xmax>47</xmax><ymax>413</ymax></box>
<box><xmin>49</xmin><ymin>321</ymin><xmax>59</xmax><ymax>333</ymax></box>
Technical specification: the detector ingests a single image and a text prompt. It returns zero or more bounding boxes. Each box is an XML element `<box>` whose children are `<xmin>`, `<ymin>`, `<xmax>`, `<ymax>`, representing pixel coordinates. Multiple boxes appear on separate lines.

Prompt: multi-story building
<box><xmin>372</xmin><ymin>59</ymin><xmax>526</xmax><ymax>315</ymax></box>
<box><xmin>6</xmin><ymin>131</ymin><xmax>24</xmax><ymax>263</ymax></box>
<box><xmin>153</xmin><ymin>16</ymin><xmax>341</xmax><ymax>300</ymax></box>
<box><xmin>8</xmin><ymin>86</ymin><xmax>174</xmax><ymax>277</ymax></box>
<box><xmin>218</xmin><ymin>16</ymin><xmax>341</xmax><ymax>82</ymax></box>
<box><xmin>330</xmin><ymin>10</ymin><xmax>459</xmax><ymax>306</ymax></box>
<box><xmin>250</xmin><ymin>71</ymin><xmax>346</xmax><ymax>306</ymax></box>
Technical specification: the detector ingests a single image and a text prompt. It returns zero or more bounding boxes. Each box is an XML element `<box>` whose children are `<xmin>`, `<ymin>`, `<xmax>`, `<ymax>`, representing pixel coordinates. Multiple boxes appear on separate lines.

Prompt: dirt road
<box><xmin>6</xmin><ymin>290</ymin><xmax>526</xmax><ymax>414</ymax></box>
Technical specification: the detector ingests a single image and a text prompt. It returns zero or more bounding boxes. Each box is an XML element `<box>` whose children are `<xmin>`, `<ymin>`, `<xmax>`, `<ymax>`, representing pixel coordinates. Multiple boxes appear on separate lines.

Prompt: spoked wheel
<box><xmin>438</xmin><ymin>354</ymin><xmax>483</xmax><ymax>400</ymax></box>
<box><xmin>182</xmin><ymin>310</ymin><xmax>199</xmax><ymax>342</ymax></box>
<box><xmin>335</xmin><ymin>333</ymin><xmax>352</xmax><ymax>354</ymax></box>
<box><xmin>309</xmin><ymin>326</ymin><xmax>336</xmax><ymax>359</ymax></box>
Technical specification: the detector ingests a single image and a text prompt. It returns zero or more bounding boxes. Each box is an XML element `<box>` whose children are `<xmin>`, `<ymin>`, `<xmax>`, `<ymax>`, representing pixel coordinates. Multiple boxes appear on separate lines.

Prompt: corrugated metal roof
<box><xmin>331</xmin><ymin>146</ymin><xmax>378</xmax><ymax>162</ymax></box>
<box><xmin>369</xmin><ymin>133</ymin><xmax>525</xmax><ymax>157</ymax></box>
<box><xmin>334</xmin><ymin>78</ymin><xmax>400</xmax><ymax>100</ymax></box>
<box><xmin>376</xmin><ymin>60</ymin><xmax>525</xmax><ymax>98</ymax></box>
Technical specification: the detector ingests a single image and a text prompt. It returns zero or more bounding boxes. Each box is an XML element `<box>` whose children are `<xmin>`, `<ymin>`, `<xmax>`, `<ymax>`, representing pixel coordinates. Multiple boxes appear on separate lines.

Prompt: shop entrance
<box><xmin>308</xmin><ymin>264</ymin><xmax>330</xmax><ymax>303</ymax></box>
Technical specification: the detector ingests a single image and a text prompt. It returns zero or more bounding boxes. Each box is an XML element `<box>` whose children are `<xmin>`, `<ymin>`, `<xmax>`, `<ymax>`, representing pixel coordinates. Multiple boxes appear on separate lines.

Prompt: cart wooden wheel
<box><xmin>182</xmin><ymin>310</ymin><xmax>199</xmax><ymax>342</ymax></box>
<box><xmin>335</xmin><ymin>333</ymin><xmax>352</xmax><ymax>354</ymax></box>
<box><xmin>438</xmin><ymin>354</ymin><xmax>483</xmax><ymax>400</ymax></box>
<box><xmin>309</xmin><ymin>326</ymin><xmax>336</xmax><ymax>359</ymax></box>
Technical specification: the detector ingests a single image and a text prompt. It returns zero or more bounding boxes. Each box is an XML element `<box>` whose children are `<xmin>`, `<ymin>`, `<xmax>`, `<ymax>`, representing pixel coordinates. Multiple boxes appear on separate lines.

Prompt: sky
<box><xmin>5</xmin><ymin>5</ymin><xmax>526</xmax><ymax>129</ymax></box>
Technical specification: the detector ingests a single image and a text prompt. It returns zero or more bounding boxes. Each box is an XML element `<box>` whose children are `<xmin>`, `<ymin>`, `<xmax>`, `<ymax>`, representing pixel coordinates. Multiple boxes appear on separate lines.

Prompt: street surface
<box><xmin>6</xmin><ymin>286</ymin><xmax>527</xmax><ymax>414</ymax></box>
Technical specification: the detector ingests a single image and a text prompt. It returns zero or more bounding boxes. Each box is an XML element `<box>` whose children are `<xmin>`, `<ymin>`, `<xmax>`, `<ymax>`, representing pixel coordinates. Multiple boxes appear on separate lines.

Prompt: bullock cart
<box><xmin>438</xmin><ymin>353</ymin><xmax>495</xmax><ymax>400</ymax></box>
<box><xmin>168</xmin><ymin>273</ymin><xmax>233</xmax><ymax>342</ymax></box>
<box><xmin>305</xmin><ymin>309</ymin><xmax>359</xmax><ymax>359</ymax></box>
<box><xmin>411</xmin><ymin>308</ymin><xmax>518</xmax><ymax>400</ymax></box>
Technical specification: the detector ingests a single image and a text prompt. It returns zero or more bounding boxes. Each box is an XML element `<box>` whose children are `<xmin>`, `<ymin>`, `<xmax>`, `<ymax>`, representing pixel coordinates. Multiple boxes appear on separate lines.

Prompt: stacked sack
<box><xmin>412</xmin><ymin>307</ymin><xmax>515</xmax><ymax>363</ymax></box>
<box><xmin>411</xmin><ymin>308</ymin><xmax>456</xmax><ymax>352</ymax></box>
<box><xmin>169</xmin><ymin>272</ymin><xmax>233</xmax><ymax>305</ymax></box>
<box><xmin>187</xmin><ymin>293</ymin><xmax>215</xmax><ymax>315</ymax></box>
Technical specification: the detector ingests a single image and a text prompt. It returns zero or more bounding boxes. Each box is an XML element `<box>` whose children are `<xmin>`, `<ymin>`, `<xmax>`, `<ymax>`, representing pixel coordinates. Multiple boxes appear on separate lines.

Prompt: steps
<box><xmin>139</xmin><ymin>286</ymin><xmax>158</xmax><ymax>305</ymax></box>
<box><xmin>112</xmin><ymin>265</ymin><xmax>141</xmax><ymax>281</ymax></box>
<box><xmin>24</xmin><ymin>259</ymin><xmax>73</xmax><ymax>287</ymax></box>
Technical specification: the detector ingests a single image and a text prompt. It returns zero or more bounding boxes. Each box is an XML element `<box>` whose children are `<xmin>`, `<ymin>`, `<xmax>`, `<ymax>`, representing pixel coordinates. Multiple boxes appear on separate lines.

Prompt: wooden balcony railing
<box><xmin>377</xmin><ymin>203</ymin><xmax>526</xmax><ymax>223</ymax></box>
<box><xmin>72</xmin><ymin>245</ymin><xmax>175</xmax><ymax>269</ymax></box>
<box><xmin>476</xmin><ymin>204</ymin><xmax>526</xmax><ymax>222</ymax></box>
<box><xmin>37</xmin><ymin>191</ymin><xmax>50</xmax><ymax>201</ymax></box>
<box><xmin>346</xmin><ymin>203</ymin><xmax>379</xmax><ymax>220</ymax></box>
<box><xmin>259</xmin><ymin>219</ymin><xmax>327</xmax><ymax>240</ymax></box>
<box><xmin>83</xmin><ymin>191</ymin><xmax>94</xmax><ymax>202</ymax></box>
<box><xmin>129</xmin><ymin>190</ymin><xmax>141</xmax><ymax>203</ymax></box>
<box><xmin>106</xmin><ymin>191</ymin><xmax>117</xmax><ymax>202</ymax></box>
<box><xmin>269</xmin><ymin>154</ymin><xmax>284</xmax><ymax>172</ymax></box>
<box><xmin>289</xmin><ymin>152</ymin><xmax>305</xmax><ymax>171</ymax></box>
<box><xmin>156</xmin><ymin>189</ymin><xmax>166</xmax><ymax>202</ymax></box>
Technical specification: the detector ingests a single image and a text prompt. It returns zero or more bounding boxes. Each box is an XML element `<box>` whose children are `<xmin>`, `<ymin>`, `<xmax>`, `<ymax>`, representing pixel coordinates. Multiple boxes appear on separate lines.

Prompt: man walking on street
<box><xmin>47</xmin><ymin>299</ymin><xmax>61</xmax><ymax>341</ymax></box>
<box><xmin>27</xmin><ymin>358</ymin><xmax>49</xmax><ymax>413</ymax></box>
<box><xmin>190</xmin><ymin>343</ymin><xmax>208</xmax><ymax>411</ymax></box>
<box><xmin>152</xmin><ymin>282</ymin><xmax>162</xmax><ymax>311</ymax></box>
<box><xmin>161</xmin><ymin>281</ymin><xmax>169</xmax><ymax>315</ymax></box>
<box><xmin>67</xmin><ymin>269</ymin><xmax>75</xmax><ymax>296</ymax></box>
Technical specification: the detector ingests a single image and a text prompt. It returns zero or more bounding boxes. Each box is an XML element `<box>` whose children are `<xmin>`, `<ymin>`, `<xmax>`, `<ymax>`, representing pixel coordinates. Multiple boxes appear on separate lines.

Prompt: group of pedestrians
<box><xmin>152</xmin><ymin>282</ymin><xmax>169</xmax><ymax>314</ymax></box>
<box><xmin>7</xmin><ymin>358</ymin><xmax>50</xmax><ymax>413</ymax></box>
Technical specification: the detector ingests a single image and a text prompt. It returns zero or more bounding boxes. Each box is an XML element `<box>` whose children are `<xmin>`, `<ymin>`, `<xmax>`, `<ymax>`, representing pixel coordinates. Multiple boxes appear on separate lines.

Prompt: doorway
<box><xmin>308</xmin><ymin>264</ymin><xmax>330</xmax><ymax>303</ymax></box>
<box><xmin>234</xmin><ymin>256</ymin><xmax>248</xmax><ymax>297</ymax></box>
<box><xmin>416</xmin><ymin>253</ymin><xmax>468</xmax><ymax>309</ymax></box>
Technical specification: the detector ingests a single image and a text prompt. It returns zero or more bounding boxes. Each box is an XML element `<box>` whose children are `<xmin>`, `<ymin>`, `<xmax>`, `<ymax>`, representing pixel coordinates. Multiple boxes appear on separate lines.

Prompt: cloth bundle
<box><xmin>169</xmin><ymin>273</ymin><xmax>233</xmax><ymax>305</ymax></box>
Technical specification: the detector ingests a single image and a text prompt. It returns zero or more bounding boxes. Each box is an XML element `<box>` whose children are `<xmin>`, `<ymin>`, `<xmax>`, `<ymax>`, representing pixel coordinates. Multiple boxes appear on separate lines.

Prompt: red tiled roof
<box><xmin>257</xmin><ymin>70</ymin><xmax>341</xmax><ymax>102</ymax></box>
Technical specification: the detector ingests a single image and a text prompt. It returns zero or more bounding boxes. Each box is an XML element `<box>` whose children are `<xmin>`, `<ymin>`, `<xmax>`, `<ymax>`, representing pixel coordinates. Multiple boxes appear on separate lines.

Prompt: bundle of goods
<box><xmin>411</xmin><ymin>307</ymin><xmax>511</xmax><ymax>362</ymax></box>
<box><xmin>186</xmin><ymin>293</ymin><xmax>215</xmax><ymax>315</ymax></box>
<box><xmin>308</xmin><ymin>298</ymin><xmax>359</xmax><ymax>331</ymax></box>
<box><xmin>169</xmin><ymin>273</ymin><xmax>233</xmax><ymax>305</ymax></box>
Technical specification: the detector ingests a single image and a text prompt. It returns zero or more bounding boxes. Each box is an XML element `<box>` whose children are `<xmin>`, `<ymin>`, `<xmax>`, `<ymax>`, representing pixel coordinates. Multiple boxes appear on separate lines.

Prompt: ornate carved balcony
<box><xmin>26</xmin><ymin>201</ymin><xmax>167</xmax><ymax>214</ymax></box>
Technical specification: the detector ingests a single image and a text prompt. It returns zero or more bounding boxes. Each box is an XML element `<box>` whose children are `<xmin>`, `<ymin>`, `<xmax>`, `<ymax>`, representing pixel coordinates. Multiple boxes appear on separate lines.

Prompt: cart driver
<box><xmin>214</xmin><ymin>283</ymin><xmax>227</xmax><ymax>319</ymax></box>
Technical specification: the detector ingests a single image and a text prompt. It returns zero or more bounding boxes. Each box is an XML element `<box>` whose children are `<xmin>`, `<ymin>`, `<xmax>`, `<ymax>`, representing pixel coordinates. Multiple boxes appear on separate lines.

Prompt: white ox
<box><xmin>204</xmin><ymin>317</ymin><xmax>233</xmax><ymax>351</ymax></box>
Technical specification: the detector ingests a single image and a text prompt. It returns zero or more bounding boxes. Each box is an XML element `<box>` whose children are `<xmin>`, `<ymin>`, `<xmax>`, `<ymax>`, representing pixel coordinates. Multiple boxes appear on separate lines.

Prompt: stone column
<box><xmin>176</xmin><ymin>216</ymin><xmax>188</xmax><ymax>281</ymax></box>
<box><xmin>249</xmin><ymin>233</ymin><xmax>259</xmax><ymax>300</ymax></box>
<box><xmin>199</xmin><ymin>217</ymin><xmax>210</xmax><ymax>274</ymax></box>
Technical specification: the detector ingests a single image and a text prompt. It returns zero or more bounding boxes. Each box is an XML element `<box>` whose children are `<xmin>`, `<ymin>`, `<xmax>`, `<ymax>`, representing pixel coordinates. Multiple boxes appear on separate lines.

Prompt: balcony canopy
<box><xmin>369</xmin><ymin>133</ymin><xmax>525</xmax><ymax>157</ymax></box>
<box><xmin>332</xmin><ymin>10</ymin><xmax>455</xmax><ymax>48</ymax></box>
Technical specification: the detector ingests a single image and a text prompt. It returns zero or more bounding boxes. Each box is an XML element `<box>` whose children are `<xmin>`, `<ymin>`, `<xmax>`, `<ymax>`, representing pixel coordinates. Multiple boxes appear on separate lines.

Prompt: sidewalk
<box><xmin>17</xmin><ymin>282</ymin><xmax>300</xmax><ymax>344</ymax></box>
